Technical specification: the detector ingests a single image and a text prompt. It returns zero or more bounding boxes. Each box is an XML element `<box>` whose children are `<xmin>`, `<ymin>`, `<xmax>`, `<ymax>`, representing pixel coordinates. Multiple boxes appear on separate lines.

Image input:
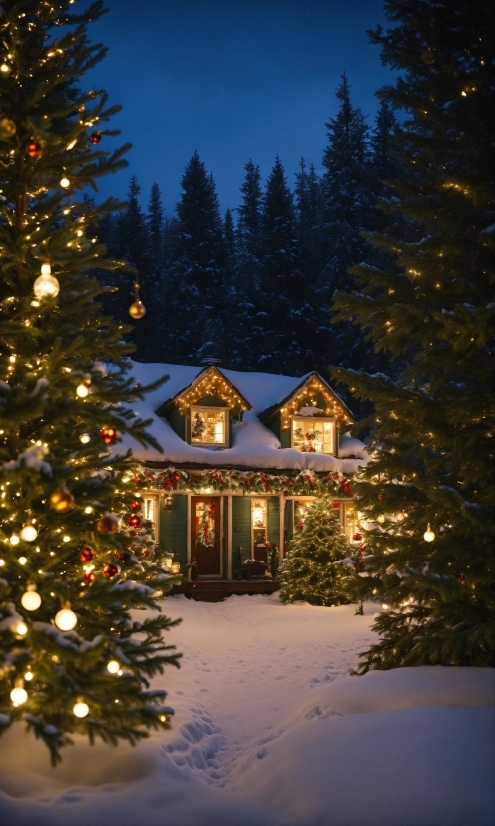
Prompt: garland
<box><xmin>136</xmin><ymin>466</ymin><xmax>354</xmax><ymax>498</ymax></box>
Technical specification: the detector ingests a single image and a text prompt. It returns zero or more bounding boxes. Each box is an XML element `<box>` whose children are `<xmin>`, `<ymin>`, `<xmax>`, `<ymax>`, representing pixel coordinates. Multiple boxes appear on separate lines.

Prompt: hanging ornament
<box><xmin>127</xmin><ymin>514</ymin><xmax>141</xmax><ymax>528</ymax></box>
<box><xmin>60</xmin><ymin>176</ymin><xmax>70</xmax><ymax>188</ymax></box>
<box><xmin>107</xmin><ymin>660</ymin><xmax>120</xmax><ymax>673</ymax></box>
<box><xmin>21</xmin><ymin>586</ymin><xmax>41</xmax><ymax>611</ymax></box>
<box><xmin>0</xmin><ymin>116</ymin><xmax>16</xmax><ymax>138</ymax></box>
<box><xmin>10</xmin><ymin>686</ymin><xmax>28</xmax><ymax>706</ymax></box>
<box><xmin>100</xmin><ymin>426</ymin><xmax>118</xmax><ymax>445</ymax></box>
<box><xmin>129</xmin><ymin>278</ymin><xmax>146</xmax><ymax>319</ymax></box>
<box><xmin>50</xmin><ymin>485</ymin><xmax>74</xmax><ymax>512</ymax></box>
<box><xmin>423</xmin><ymin>524</ymin><xmax>435</xmax><ymax>542</ymax></box>
<box><xmin>15</xmin><ymin>620</ymin><xmax>28</xmax><ymax>635</ymax></box>
<box><xmin>80</xmin><ymin>433</ymin><xmax>91</xmax><ymax>444</ymax></box>
<box><xmin>55</xmin><ymin>607</ymin><xmax>77</xmax><ymax>631</ymax></box>
<box><xmin>421</xmin><ymin>49</ymin><xmax>435</xmax><ymax>64</ymax></box>
<box><xmin>102</xmin><ymin>562</ymin><xmax>120</xmax><ymax>578</ymax></box>
<box><xmin>89</xmin><ymin>131</ymin><xmax>102</xmax><ymax>144</ymax></box>
<box><xmin>73</xmin><ymin>700</ymin><xmax>89</xmax><ymax>718</ymax></box>
<box><xmin>97</xmin><ymin>512</ymin><xmax>120</xmax><ymax>534</ymax></box>
<box><xmin>26</xmin><ymin>139</ymin><xmax>42</xmax><ymax>159</ymax></box>
<box><xmin>83</xmin><ymin>571</ymin><xmax>97</xmax><ymax>584</ymax></box>
<box><xmin>79</xmin><ymin>547</ymin><xmax>94</xmax><ymax>562</ymax></box>
<box><xmin>20</xmin><ymin>522</ymin><xmax>37</xmax><ymax>542</ymax></box>
<box><xmin>130</xmin><ymin>499</ymin><xmax>141</xmax><ymax>512</ymax></box>
<box><xmin>76</xmin><ymin>380</ymin><xmax>90</xmax><ymax>398</ymax></box>
<box><xmin>33</xmin><ymin>262</ymin><xmax>60</xmax><ymax>300</ymax></box>
<box><xmin>352</xmin><ymin>533</ymin><xmax>362</xmax><ymax>542</ymax></box>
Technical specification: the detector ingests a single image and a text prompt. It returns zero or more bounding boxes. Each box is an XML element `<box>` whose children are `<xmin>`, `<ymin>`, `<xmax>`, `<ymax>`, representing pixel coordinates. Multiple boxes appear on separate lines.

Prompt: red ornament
<box><xmin>143</xmin><ymin>549</ymin><xmax>151</xmax><ymax>558</ymax></box>
<box><xmin>89</xmin><ymin>131</ymin><xmax>102</xmax><ymax>144</ymax></box>
<box><xmin>457</xmin><ymin>575</ymin><xmax>466</xmax><ymax>584</ymax></box>
<box><xmin>133</xmin><ymin>476</ymin><xmax>141</xmax><ymax>484</ymax></box>
<box><xmin>100</xmin><ymin>426</ymin><xmax>118</xmax><ymax>445</ymax></box>
<box><xmin>127</xmin><ymin>514</ymin><xmax>141</xmax><ymax>528</ymax></box>
<box><xmin>83</xmin><ymin>571</ymin><xmax>97</xmax><ymax>584</ymax></box>
<box><xmin>331</xmin><ymin>502</ymin><xmax>340</xmax><ymax>509</ymax></box>
<box><xmin>97</xmin><ymin>512</ymin><xmax>120</xmax><ymax>534</ymax></box>
<box><xmin>378</xmin><ymin>495</ymin><xmax>384</xmax><ymax>501</ymax></box>
<box><xmin>115</xmin><ymin>551</ymin><xmax>129</xmax><ymax>561</ymax></box>
<box><xmin>130</xmin><ymin>500</ymin><xmax>141</xmax><ymax>512</ymax></box>
<box><xmin>79</xmin><ymin>547</ymin><xmax>94</xmax><ymax>562</ymax></box>
<box><xmin>353</xmin><ymin>533</ymin><xmax>362</xmax><ymax>541</ymax></box>
<box><xmin>102</xmin><ymin>562</ymin><xmax>120</xmax><ymax>578</ymax></box>
<box><xmin>26</xmin><ymin>139</ymin><xmax>42</xmax><ymax>158</ymax></box>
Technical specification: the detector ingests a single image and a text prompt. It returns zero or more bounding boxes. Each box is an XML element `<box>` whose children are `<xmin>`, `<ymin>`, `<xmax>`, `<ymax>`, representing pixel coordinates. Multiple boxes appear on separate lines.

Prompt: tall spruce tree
<box><xmin>161</xmin><ymin>151</ymin><xmax>228</xmax><ymax>363</ymax></box>
<box><xmin>331</xmin><ymin>0</ymin><xmax>495</xmax><ymax>669</ymax></box>
<box><xmin>0</xmin><ymin>0</ymin><xmax>180</xmax><ymax>761</ymax></box>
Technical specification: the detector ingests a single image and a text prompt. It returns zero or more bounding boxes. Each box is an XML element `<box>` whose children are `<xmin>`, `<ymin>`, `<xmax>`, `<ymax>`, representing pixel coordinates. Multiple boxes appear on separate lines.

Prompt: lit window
<box><xmin>291</xmin><ymin>418</ymin><xmax>335</xmax><ymax>454</ymax></box>
<box><xmin>252</xmin><ymin>498</ymin><xmax>267</xmax><ymax>547</ymax></box>
<box><xmin>191</xmin><ymin>407</ymin><xmax>228</xmax><ymax>447</ymax></box>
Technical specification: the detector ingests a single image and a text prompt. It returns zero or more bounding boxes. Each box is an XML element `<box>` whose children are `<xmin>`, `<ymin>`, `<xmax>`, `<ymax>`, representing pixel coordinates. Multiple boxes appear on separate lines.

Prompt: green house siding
<box><xmin>232</xmin><ymin>496</ymin><xmax>251</xmax><ymax>567</ymax></box>
<box><xmin>160</xmin><ymin>494</ymin><xmax>188</xmax><ymax>567</ymax></box>
<box><xmin>166</xmin><ymin>405</ymin><xmax>186</xmax><ymax>440</ymax></box>
<box><xmin>268</xmin><ymin>496</ymin><xmax>280</xmax><ymax>545</ymax></box>
<box><xmin>284</xmin><ymin>500</ymin><xmax>294</xmax><ymax>547</ymax></box>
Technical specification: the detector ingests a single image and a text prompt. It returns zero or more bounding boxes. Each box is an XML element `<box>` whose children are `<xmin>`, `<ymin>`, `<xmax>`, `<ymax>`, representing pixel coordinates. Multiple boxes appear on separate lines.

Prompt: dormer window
<box><xmin>291</xmin><ymin>417</ymin><xmax>336</xmax><ymax>454</ymax></box>
<box><xmin>191</xmin><ymin>406</ymin><xmax>228</xmax><ymax>448</ymax></box>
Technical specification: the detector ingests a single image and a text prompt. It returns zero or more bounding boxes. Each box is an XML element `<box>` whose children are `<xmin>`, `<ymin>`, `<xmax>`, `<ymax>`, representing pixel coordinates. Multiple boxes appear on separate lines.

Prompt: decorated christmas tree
<box><xmin>279</xmin><ymin>497</ymin><xmax>358</xmax><ymax>606</ymax></box>
<box><xmin>0</xmin><ymin>0</ymin><xmax>180</xmax><ymax>763</ymax></box>
<box><xmin>331</xmin><ymin>0</ymin><xmax>495</xmax><ymax>669</ymax></box>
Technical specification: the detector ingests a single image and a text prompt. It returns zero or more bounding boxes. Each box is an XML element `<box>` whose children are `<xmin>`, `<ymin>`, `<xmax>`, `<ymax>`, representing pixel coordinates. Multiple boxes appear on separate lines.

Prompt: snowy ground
<box><xmin>0</xmin><ymin>595</ymin><xmax>494</xmax><ymax>826</ymax></box>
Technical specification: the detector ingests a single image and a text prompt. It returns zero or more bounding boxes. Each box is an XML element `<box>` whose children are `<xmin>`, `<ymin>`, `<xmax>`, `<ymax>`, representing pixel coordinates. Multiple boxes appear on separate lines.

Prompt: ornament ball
<box><xmin>100</xmin><ymin>426</ymin><xmax>118</xmax><ymax>445</ymax></box>
<box><xmin>129</xmin><ymin>300</ymin><xmax>146</xmax><ymax>319</ymax></box>
<box><xmin>97</xmin><ymin>512</ymin><xmax>120</xmax><ymax>534</ymax></box>
<box><xmin>89</xmin><ymin>131</ymin><xmax>102</xmax><ymax>144</ymax></box>
<box><xmin>79</xmin><ymin>547</ymin><xmax>94</xmax><ymax>562</ymax></box>
<box><xmin>50</xmin><ymin>486</ymin><xmax>75</xmax><ymax>512</ymax></box>
<box><xmin>83</xmin><ymin>571</ymin><xmax>97</xmax><ymax>584</ymax></box>
<box><xmin>0</xmin><ymin>116</ymin><xmax>16</xmax><ymax>137</ymax></box>
<box><xmin>131</xmin><ymin>500</ymin><xmax>141</xmax><ymax>512</ymax></box>
<box><xmin>102</xmin><ymin>562</ymin><xmax>120</xmax><ymax>578</ymax></box>
<box><xmin>26</xmin><ymin>139</ymin><xmax>42</xmax><ymax>158</ymax></box>
<box><xmin>127</xmin><ymin>514</ymin><xmax>141</xmax><ymax>528</ymax></box>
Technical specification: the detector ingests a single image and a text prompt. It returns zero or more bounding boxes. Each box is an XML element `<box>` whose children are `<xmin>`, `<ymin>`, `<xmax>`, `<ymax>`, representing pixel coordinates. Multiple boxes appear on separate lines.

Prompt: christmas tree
<box><xmin>279</xmin><ymin>497</ymin><xmax>357</xmax><ymax>607</ymax></box>
<box><xmin>331</xmin><ymin>0</ymin><xmax>495</xmax><ymax>669</ymax></box>
<box><xmin>0</xmin><ymin>0</ymin><xmax>180</xmax><ymax>763</ymax></box>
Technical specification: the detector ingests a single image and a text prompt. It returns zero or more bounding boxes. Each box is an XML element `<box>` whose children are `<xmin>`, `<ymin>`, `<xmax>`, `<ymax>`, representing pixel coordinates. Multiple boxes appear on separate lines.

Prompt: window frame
<box><xmin>190</xmin><ymin>405</ymin><xmax>229</xmax><ymax>448</ymax></box>
<box><xmin>290</xmin><ymin>416</ymin><xmax>336</xmax><ymax>455</ymax></box>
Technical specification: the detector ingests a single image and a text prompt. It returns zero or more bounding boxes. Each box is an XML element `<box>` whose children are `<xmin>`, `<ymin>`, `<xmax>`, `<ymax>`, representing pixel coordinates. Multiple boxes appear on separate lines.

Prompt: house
<box><xmin>123</xmin><ymin>362</ymin><xmax>368</xmax><ymax>583</ymax></box>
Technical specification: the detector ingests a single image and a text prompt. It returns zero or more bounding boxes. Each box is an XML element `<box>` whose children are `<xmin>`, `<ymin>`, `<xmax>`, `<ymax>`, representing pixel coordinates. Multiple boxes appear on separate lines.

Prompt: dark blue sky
<box><xmin>88</xmin><ymin>0</ymin><xmax>392</xmax><ymax>215</ymax></box>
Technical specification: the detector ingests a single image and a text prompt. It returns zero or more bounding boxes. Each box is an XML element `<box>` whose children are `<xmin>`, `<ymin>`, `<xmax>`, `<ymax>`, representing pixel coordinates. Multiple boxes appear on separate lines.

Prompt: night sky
<box><xmin>87</xmin><ymin>0</ymin><xmax>394</xmax><ymax>215</ymax></box>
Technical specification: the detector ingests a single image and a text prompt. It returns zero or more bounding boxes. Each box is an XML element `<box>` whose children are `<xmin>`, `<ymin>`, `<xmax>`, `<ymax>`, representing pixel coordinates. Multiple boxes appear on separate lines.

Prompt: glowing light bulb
<box><xmin>73</xmin><ymin>701</ymin><xmax>89</xmax><ymax>718</ymax></box>
<box><xmin>24</xmin><ymin>671</ymin><xmax>34</xmax><ymax>681</ymax></box>
<box><xmin>18</xmin><ymin>556</ymin><xmax>27</xmax><ymax>565</ymax></box>
<box><xmin>20</xmin><ymin>524</ymin><xmax>38</xmax><ymax>542</ymax></box>
<box><xmin>60</xmin><ymin>176</ymin><xmax>70</xmax><ymax>188</ymax></box>
<box><xmin>381</xmin><ymin>603</ymin><xmax>389</xmax><ymax>610</ymax></box>
<box><xmin>21</xmin><ymin>589</ymin><xmax>41</xmax><ymax>611</ymax></box>
<box><xmin>76</xmin><ymin>383</ymin><xmax>89</xmax><ymax>398</ymax></box>
<box><xmin>424</xmin><ymin>524</ymin><xmax>435</xmax><ymax>542</ymax></box>
<box><xmin>33</xmin><ymin>264</ymin><xmax>60</xmax><ymax>299</ymax></box>
<box><xmin>16</xmin><ymin>621</ymin><xmax>28</xmax><ymax>635</ymax></box>
<box><xmin>10</xmin><ymin>687</ymin><xmax>28</xmax><ymax>706</ymax></box>
<box><xmin>55</xmin><ymin>607</ymin><xmax>77</xmax><ymax>631</ymax></box>
<box><xmin>80</xmin><ymin>433</ymin><xmax>91</xmax><ymax>444</ymax></box>
<box><xmin>107</xmin><ymin>660</ymin><xmax>120</xmax><ymax>673</ymax></box>
<box><xmin>10</xmin><ymin>534</ymin><xmax>20</xmax><ymax>545</ymax></box>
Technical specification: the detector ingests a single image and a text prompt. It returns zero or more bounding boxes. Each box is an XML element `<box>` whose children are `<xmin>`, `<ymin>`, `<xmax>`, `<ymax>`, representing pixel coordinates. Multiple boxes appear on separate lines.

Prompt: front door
<box><xmin>191</xmin><ymin>497</ymin><xmax>221</xmax><ymax>577</ymax></box>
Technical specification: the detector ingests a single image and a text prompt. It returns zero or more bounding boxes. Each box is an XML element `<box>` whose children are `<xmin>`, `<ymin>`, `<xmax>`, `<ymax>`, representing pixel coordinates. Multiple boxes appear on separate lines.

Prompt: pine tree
<box><xmin>279</xmin><ymin>497</ymin><xmax>357</xmax><ymax>606</ymax></box>
<box><xmin>331</xmin><ymin>0</ymin><xmax>495</xmax><ymax>669</ymax></box>
<box><xmin>162</xmin><ymin>151</ymin><xmax>228</xmax><ymax>363</ymax></box>
<box><xmin>0</xmin><ymin>0</ymin><xmax>180</xmax><ymax>762</ymax></box>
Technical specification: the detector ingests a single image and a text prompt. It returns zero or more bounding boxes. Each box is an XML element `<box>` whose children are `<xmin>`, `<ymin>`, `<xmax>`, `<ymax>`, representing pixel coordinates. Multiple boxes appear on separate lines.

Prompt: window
<box><xmin>142</xmin><ymin>494</ymin><xmax>159</xmax><ymax>540</ymax></box>
<box><xmin>291</xmin><ymin>418</ymin><xmax>335</xmax><ymax>454</ymax></box>
<box><xmin>191</xmin><ymin>406</ymin><xmax>228</xmax><ymax>447</ymax></box>
<box><xmin>252</xmin><ymin>498</ymin><xmax>268</xmax><ymax>547</ymax></box>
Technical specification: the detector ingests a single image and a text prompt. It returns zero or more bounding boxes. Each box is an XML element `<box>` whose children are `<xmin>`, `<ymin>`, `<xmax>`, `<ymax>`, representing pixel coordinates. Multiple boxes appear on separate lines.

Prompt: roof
<box><xmin>122</xmin><ymin>361</ymin><xmax>368</xmax><ymax>473</ymax></box>
<box><xmin>157</xmin><ymin>365</ymin><xmax>251</xmax><ymax>414</ymax></box>
<box><xmin>258</xmin><ymin>371</ymin><xmax>353</xmax><ymax>424</ymax></box>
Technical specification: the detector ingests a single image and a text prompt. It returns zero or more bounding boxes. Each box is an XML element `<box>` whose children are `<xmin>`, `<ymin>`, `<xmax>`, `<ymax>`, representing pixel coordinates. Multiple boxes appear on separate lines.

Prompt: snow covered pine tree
<box><xmin>0</xmin><ymin>0</ymin><xmax>180</xmax><ymax>762</ymax></box>
<box><xmin>279</xmin><ymin>496</ymin><xmax>358</xmax><ymax>607</ymax></box>
<box><xmin>331</xmin><ymin>0</ymin><xmax>495</xmax><ymax>669</ymax></box>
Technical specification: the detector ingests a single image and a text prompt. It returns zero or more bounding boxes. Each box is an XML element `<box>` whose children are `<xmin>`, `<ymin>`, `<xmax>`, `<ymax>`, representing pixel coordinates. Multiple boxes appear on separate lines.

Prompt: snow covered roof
<box><xmin>258</xmin><ymin>370</ymin><xmax>353</xmax><ymax>424</ymax></box>
<box><xmin>157</xmin><ymin>365</ymin><xmax>251</xmax><ymax>414</ymax></box>
<box><xmin>123</xmin><ymin>361</ymin><xmax>368</xmax><ymax>474</ymax></box>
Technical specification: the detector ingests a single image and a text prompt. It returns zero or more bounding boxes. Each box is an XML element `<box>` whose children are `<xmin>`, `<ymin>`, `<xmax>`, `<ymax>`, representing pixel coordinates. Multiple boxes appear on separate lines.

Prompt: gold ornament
<box><xmin>0</xmin><ymin>116</ymin><xmax>16</xmax><ymax>138</ymax></box>
<box><xmin>49</xmin><ymin>486</ymin><xmax>75</xmax><ymax>512</ymax></box>
<box><xmin>129</xmin><ymin>279</ymin><xmax>146</xmax><ymax>319</ymax></box>
<box><xmin>129</xmin><ymin>300</ymin><xmax>146</xmax><ymax>319</ymax></box>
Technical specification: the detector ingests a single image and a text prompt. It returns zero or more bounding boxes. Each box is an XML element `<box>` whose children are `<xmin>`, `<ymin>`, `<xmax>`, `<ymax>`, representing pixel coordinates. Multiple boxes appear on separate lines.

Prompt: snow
<box><xmin>2</xmin><ymin>443</ymin><xmax>52</xmax><ymax>475</ymax></box>
<box><xmin>123</xmin><ymin>361</ymin><xmax>366</xmax><ymax>473</ymax></box>
<box><xmin>0</xmin><ymin>595</ymin><xmax>493</xmax><ymax>826</ymax></box>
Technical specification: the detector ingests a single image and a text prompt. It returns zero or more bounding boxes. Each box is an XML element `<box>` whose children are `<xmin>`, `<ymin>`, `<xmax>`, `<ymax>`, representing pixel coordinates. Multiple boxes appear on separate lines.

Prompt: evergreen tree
<box><xmin>321</xmin><ymin>74</ymin><xmax>378</xmax><ymax>376</ymax></box>
<box><xmin>331</xmin><ymin>0</ymin><xmax>495</xmax><ymax>669</ymax></box>
<box><xmin>161</xmin><ymin>151</ymin><xmax>228</xmax><ymax>363</ymax></box>
<box><xmin>0</xmin><ymin>0</ymin><xmax>180</xmax><ymax>761</ymax></box>
<box><xmin>226</xmin><ymin>160</ymin><xmax>264</xmax><ymax>370</ymax></box>
<box><xmin>147</xmin><ymin>182</ymin><xmax>164</xmax><ymax>266</ymax></box>
<box><xmin>279</xmin><ymin>497</ymin><xmax>356</xmax><ymax>606</ymax></box>
<box><xmin>223</xmin><ymin>207</ymin><xmax>236</xmax><ymax>273</ymax></box>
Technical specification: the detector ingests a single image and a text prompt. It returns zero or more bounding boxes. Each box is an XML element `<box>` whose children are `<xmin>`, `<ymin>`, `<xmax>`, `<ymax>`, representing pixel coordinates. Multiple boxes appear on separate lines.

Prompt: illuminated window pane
<box><xmin>191</xmin><ymin>407</ymin><xmax>227</xmax><ymax>446</ymax></box>
<box><xmin>292</xmin><ymin>418</ymin><xmax>335</xmax><ymax>454</ymax></box>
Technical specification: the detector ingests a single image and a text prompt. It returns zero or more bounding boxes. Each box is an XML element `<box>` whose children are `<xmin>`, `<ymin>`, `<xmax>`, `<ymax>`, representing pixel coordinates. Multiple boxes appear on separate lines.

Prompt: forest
<box><xmin>94</xmin><ymin>74</ymin><xmax>399</xmax><ymax>387</ymax></box>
